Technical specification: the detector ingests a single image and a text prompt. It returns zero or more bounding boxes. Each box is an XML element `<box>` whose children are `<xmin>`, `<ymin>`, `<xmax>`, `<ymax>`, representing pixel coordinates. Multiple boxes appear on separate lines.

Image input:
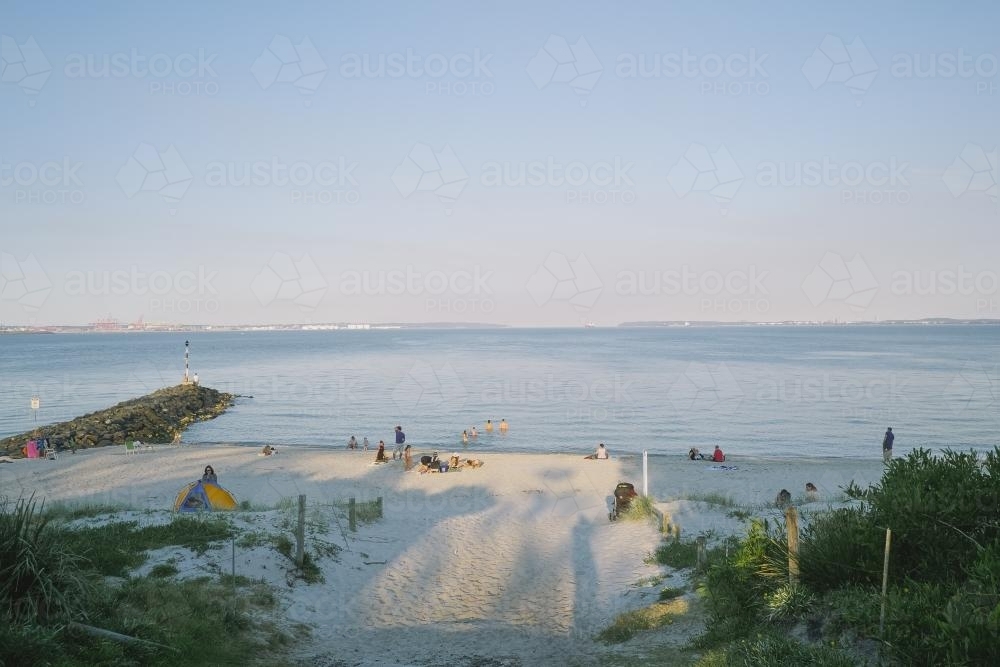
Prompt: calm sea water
<box><xmin>1</xmin><ymin>327</ymin><xmax>998</xmax><ymax>458</ymax></box>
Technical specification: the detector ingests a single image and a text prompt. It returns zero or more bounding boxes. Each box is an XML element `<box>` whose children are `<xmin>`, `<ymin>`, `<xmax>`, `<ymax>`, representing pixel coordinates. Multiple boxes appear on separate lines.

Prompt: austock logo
<box><xmin>0</xmin><ymin>252</ymin><xmax>52</xmax><ymax>310</ymax></box>
<box><xmin>251</xmin><ymin>253</ymin><xmax>328</xmax><ymax>310</ymax></box>
<box><xmin>0</xmin><ymin>35</ymin><xmax>52</xmax><ymax>102</ymax></box>
<box><xmin>116</xmin><ymin>144</ymin><xmax>193</xmax><ymax>211</ymax></box>
<box><xmin>526</xmin><ymin>252</ymin><xmax>603</xmax><ymax>313</ymax></box>
<box><xmin>667</xmin><ymin>143</ymin><xmax>743</xmax><ymax>214</ymax></box>
<box><xmin>391</xmin><ymin>143</ymin><xmax>468</xmax><ymax>213</ymax></box>
<box><xmin>526</xmin><ymin>35</ymin><xmax>602</xmax><ymax>104</ymax></box>
<box><xmin>802</xmin><ymin>35</ymin><xmax>878</xmax><ymax>106</ymax></box>
<box><xmin>252</xmin><ymin>35</ymin><xmax>326</xmax><ymax>95</ymax></box>
<box><xmin>942</xmin><ymin>144</ymin><xmax>998</xmax><ymax>206</ymax></box>
<box><xmin>802</xmin><ymin>252</ymin><xmax>878</xmax><ymax>311</ymax></box>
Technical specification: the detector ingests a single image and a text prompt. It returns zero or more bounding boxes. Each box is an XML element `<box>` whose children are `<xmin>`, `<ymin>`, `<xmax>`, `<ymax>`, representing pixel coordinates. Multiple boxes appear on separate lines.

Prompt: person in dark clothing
<box><xmin>375</xmin><ymin>441</ymin><xmax>387</xmax><ymax>463</ymax></box>
<box><xmin>393</xmin><ymin>426</ymin><xmax>406</xmax><ymax>460</ymax></box>
<box><xmin>882</xmin><ymin>427</ymin><xmax>894</xmax><ymax>463</ymax></box>
<box><xmin>202</xmin><ymin>466</ymin><xmax>218</xmax><ymax>484</ymax></box>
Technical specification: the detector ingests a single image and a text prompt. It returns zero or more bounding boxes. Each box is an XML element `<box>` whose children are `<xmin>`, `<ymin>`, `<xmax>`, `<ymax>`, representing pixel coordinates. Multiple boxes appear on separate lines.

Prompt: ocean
<box><xmin>1</xmin><ymin>326</ymin><xmax>998</xmax><ymax>458</ymax></box>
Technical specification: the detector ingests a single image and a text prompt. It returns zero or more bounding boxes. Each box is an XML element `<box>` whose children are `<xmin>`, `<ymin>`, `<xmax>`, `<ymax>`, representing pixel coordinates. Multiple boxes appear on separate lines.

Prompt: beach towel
<box><xmin>706</xmin><ymin>465</ymin><xmax>739</xmax><ymax>471</ymax></box>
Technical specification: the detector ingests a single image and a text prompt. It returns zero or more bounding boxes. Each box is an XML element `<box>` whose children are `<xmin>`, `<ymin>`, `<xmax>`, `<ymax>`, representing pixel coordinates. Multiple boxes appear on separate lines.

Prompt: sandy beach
<box><xmin>0</xmin><ymin>445</ymin><xmax>886</xmax><ymax>666</ymax></box>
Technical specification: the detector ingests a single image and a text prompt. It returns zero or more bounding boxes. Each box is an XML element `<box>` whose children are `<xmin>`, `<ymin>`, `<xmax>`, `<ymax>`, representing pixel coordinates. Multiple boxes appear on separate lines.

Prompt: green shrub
<box><xmin>798</xmin><ymin>506</ymin><xmax>883</xmax><ymax>592</ymax></box>
<box><xmin>698</xmin><ymin>520</ymin><xmax>788</xmax><ymax>646</ymax></box>
<box><xmin>857</xmin><ymin>448</ymin><xmax>1000</xmax><ymax>584</ymax></box>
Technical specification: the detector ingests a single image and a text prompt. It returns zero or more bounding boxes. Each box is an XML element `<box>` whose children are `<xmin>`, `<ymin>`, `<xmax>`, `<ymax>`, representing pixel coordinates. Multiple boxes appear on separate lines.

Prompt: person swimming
<box><xmin>485</xmin><ymin>419</ymin><xmax>493</xmax><ymax>432</ymax></box>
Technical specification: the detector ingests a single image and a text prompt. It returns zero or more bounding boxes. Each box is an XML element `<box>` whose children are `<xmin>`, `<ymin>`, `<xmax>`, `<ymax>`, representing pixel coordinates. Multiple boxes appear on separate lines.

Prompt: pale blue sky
<box><xmin>1</xmin><ymin>0</ymin><xmax>997</xmax><ymax>326</ymax></box>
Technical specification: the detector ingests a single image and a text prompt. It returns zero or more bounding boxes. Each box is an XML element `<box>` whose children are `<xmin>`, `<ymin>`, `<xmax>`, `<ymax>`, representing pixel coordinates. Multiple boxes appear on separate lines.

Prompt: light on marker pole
<box><xmin>643</xmin><ymin>449</ymin><xmax>648</xmax><ymax>496</ymax></box>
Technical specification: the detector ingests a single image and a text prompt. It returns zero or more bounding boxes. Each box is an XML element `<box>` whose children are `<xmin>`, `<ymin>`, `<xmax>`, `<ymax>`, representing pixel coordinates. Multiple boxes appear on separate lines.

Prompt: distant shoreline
<box><xmin>3</xmin><ymin>318</ymin><xmax>1000</xmax><ymax>335</ymax></box>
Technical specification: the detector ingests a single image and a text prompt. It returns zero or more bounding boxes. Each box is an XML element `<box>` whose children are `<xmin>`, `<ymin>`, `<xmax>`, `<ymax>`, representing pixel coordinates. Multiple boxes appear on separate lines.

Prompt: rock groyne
<box><xmin>1</xmin><ymin>384</ymin><xmax>235</xmax><ymax>455</ymax></box>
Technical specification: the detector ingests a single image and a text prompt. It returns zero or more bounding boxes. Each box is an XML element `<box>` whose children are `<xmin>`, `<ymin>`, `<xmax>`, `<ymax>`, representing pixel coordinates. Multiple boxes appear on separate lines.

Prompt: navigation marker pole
<box><xmin>184</xmin><ymin>340</ymin><xmax>190</xmax><ymax>384</ymax></box>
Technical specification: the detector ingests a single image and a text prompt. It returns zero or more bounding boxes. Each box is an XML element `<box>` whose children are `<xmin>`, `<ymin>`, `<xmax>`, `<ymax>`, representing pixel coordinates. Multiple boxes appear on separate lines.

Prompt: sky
<box><xmin>0</xmin><ymin>0</ymin><xmax>997</xmax><ymax>326</ymax></box>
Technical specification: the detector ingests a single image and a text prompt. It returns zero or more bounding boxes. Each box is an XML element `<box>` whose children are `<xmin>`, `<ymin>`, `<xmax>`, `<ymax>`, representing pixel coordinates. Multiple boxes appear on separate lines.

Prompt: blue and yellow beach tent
<box><xmin>173</xmin><ymin>480</ymin><xmax>238</xmax><ymax>512</ymax></box>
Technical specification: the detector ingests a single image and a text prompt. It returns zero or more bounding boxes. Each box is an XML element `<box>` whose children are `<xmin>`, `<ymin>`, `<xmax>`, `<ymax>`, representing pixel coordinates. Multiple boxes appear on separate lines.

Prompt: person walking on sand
<box><xmin>882</xmin><ymin>427</ymin><xmax>894</xmax><ymax>463</ymax></box>
<box><xmin>393</xmin><ymin>426</ymin><xmax>405</xmax><ymax>460</ymax></box>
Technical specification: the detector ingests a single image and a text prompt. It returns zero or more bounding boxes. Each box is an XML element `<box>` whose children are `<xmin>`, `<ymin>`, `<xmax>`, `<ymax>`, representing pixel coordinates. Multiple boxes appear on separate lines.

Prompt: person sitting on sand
<box><xmin>776</xmin><ymin>489</ymin><xmax>792</xmax><ymax>507</ymax></box>
<box><xmin>586</xmin><ymin>443</ymin><xmax>609</xmax><ymax>460</ymax></box>
<box><xmin>202</xmin><ymin>466</ymin><xmax>218</xmax><ymax>484</ymax></box>
<box><xmin>375</xmin><ymin>441</ymin><xmax>387</xmax><ymax>463</ymax></box>
<box><xmin>805</xmin><ymin>482</ymin><xmax>818</xmax><ymax>500</ymax></box>
<box><xmin>348</xmin><ymin>435</ymin><xmax>357</xmax><ymax>450</ymax></box>
<box><xmin>712</xmin><ymin>446</ymin><xmax>726</xmax><ymax>462</ymax></box>
<box><xmin>688</xmin><ymin>447</ymin><xmax>707</xmax><ymax>460</ymax></box>
<box><xmin>262</xmin><ymin>445</ymin><xmax>275</xmax><ymax>456</ymax></box>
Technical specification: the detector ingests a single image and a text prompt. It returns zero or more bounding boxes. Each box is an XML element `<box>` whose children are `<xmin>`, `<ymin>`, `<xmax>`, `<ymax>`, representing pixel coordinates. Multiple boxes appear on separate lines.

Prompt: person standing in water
<box><xmin>485</xmin><ymin>419</ymin><xmax>493</xmax><ymax>432</ymax></box>
<box><xmin>499</xmin><ymin>419</ymin><xmax>508</xmax><ymax>433</ymax></box>
<box><xmin>471</xmin><ymin>426</ymin><xmax>478</xmax><ymax>438</ymax></box>
<box><xmin>882</xmin><ymin>427</ymin><xmax>894</xmax><ymax>463</ymax></box>
<box><xmin>462</xmin><ymin>430</ymin><xmax>469</xmax><ymax>445</ymax></box>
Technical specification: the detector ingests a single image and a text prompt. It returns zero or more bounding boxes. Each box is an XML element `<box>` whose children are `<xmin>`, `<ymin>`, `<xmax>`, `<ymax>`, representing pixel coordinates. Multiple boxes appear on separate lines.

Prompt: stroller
<box><xmin>609</xmin><ymin>482</ymin><xmax>638</xmax><ymax>521</ymax></box>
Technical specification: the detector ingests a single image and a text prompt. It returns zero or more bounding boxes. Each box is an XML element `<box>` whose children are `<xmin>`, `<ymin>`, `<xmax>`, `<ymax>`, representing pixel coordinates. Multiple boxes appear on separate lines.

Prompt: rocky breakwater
<box><xmin>1</xmin><ymin>384</ymin><xmax>235</xmax><ymax>455</ymax></box>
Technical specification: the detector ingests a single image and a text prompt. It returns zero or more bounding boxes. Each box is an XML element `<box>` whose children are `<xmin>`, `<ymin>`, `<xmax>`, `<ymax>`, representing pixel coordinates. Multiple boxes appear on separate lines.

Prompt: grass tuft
<box><xmin>597</xmin><ymin>602</ymin><xmax>679</xmax><ymax>643</ymax></box>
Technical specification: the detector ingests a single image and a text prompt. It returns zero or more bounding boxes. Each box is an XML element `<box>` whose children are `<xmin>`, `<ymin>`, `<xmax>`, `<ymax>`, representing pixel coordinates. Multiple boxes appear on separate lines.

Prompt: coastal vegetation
<box><xmin>600</xmin><ymin>448</ymin><xmax>1000</xmax><ymax>665</ymax></box>
<box><xmin>0</xmin><ymin>496</ymin><xmax>291</xmax><ymax>666</ymax></box>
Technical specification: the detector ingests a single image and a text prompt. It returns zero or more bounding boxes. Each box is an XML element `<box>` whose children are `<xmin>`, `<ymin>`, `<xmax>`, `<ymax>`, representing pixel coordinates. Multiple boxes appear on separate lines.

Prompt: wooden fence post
<box><xmin>786</xmin><ymin>506</ymin><xmax>799</xmax><ymax>583</ymax></box>
<box><xmin>349</xmin><ymin>497</ymin><xmax>357</xmax><ymax>532</ymax></box>
<box><xmin>879</xmin><ymin>528</ymin><xmax>892</xmax><ymax>636</ymax></box>
<box><xmin>295</xmin><ymin>494</ymin><xmax>306</xmax><ymax>567</ymax></box>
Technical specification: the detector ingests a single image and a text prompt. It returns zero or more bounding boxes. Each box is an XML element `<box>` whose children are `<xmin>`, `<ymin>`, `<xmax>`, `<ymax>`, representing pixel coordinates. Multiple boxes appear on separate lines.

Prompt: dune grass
<box><xmin>1</xmin><ymin>497</ymin><xmax>291</xmax><ymax>665</ymax></box>
<box><xmin>597</xmin><ymin>599</ymin><xmax>685</xmax><ymax>644</ymax></box>
<box><xmin>58</xmin><ymin>516</ymin><xmax>234</xmax><ymax>577</ymax></box>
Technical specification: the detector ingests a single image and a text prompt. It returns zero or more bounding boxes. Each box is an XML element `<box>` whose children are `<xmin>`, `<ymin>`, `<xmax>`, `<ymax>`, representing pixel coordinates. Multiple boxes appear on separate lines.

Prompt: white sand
<box><xmin>0</xmin><ymin>445</ymin><xmax>886</xmax><ymax>665</ymax></box>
